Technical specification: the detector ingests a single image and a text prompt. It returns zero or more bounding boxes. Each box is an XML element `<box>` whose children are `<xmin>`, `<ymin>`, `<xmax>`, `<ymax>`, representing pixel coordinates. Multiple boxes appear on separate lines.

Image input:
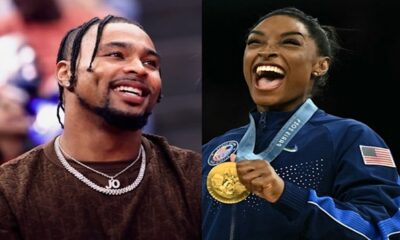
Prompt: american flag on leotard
<box><xmin>359</xmin><ymin>145</ymin><xmax>395</xmax><ymax>168</ymax></box>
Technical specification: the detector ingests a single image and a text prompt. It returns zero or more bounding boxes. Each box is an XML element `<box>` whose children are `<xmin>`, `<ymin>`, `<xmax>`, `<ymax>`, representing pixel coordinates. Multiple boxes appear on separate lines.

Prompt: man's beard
<box><xmin>77</xmin><ymin>94</ymin><xmax>151</xmax><ymax>131</ymax></box>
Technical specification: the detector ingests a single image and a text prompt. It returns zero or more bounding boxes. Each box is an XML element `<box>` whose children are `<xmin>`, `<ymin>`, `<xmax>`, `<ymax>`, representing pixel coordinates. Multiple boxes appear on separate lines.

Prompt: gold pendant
<box><xmin>207</xmin><ymin>162</ymin><xmax>250</xmax><ymax>204</ymax></box>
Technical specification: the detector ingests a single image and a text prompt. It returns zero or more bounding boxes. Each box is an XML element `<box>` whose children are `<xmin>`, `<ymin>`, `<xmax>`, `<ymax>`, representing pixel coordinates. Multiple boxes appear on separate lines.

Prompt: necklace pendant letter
<box><xmin>105</xmin><ymin>179</ymin><xmax>121</xmax><ymax>189</ymax></box>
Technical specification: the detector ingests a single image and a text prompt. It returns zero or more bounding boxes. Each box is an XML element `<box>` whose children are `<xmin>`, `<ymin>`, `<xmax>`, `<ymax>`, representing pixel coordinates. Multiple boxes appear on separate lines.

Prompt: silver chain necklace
<box><xmin>54</xmin><ymin>136</ymin><xmax>146</xmax><ymax>195</ymax></box>
<box><xmin>58</xmin><ymin>140</ymin><xmax>142</xmax><ymax>189</ymax></box>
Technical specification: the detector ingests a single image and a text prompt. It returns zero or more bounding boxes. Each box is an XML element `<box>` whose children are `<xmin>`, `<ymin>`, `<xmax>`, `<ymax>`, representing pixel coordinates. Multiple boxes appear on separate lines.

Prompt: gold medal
<box><xmin>207</xmin><ymin>162</ymin><xmax>250</xmax><ymax>204</ymax></box>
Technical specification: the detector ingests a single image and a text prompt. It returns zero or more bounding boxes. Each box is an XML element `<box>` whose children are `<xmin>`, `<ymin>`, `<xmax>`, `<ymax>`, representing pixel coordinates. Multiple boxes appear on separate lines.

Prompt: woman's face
<box><xmin>243</xmin><ymin>15</ymin><xmax>327</xmax><ymax>112</ymax></box>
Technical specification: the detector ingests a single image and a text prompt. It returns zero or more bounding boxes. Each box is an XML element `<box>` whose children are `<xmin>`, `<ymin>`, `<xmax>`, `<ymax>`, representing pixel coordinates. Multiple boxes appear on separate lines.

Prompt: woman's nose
<box><xmin>257</xmin><ymin>45</ymin><xmax>279</xmax><ymax>59</ymax></box>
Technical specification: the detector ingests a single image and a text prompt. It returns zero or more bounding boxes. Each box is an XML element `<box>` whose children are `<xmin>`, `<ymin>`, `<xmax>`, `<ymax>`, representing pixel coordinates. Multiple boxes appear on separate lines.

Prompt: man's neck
<box><xmin>60</xmin><ymin>119</ymin><xmax>143</xmax><ymax>162</ymax></box>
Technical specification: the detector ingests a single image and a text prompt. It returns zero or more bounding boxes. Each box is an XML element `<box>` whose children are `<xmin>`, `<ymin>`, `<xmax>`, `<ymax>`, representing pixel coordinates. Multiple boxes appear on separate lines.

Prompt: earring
<box><xmin>312</xmin><ymin>71</ymin><xmax>319</xmax><ymax>77</ymax></box>
<box><xmin>64</xmin><ymin>81</ymin><xmax>71</xmax><ymax>87</ymax></box>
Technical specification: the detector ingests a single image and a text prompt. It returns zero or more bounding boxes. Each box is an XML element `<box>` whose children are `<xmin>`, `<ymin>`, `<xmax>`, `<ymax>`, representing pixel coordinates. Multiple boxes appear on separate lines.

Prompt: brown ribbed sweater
<box><xmin>0</xmin><ymin>134</ymin><xmax>200</xmax><ymax>240</ymax></box>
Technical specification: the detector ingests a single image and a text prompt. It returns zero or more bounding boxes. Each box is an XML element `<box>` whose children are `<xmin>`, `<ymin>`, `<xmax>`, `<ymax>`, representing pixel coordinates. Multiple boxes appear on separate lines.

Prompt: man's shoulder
<box><xmin>142</xmin><ymin>133</ymin><xmax>200</xmax><ymax>164</ymax></box>
<box><xmin>0</xmin><ymin>143</ymin><xmax>48</xmax><ymax>177</ymax></box>
<box><xmin>143</xmin><ymin>133</ymin><xmax>197</xmax><ymax>150</ymax></box>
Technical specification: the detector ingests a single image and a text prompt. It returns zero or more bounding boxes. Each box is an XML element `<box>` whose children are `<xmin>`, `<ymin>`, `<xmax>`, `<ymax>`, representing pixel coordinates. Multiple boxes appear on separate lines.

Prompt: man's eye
<box><xmin>106</xmin><ymin>52</ymin><xmax>124</xmax><ymax>58</ymax></box>
<box><xmin>143</xmin><ymin>60</ymin><xmax>159</xmax><ymax>69</ymax></box>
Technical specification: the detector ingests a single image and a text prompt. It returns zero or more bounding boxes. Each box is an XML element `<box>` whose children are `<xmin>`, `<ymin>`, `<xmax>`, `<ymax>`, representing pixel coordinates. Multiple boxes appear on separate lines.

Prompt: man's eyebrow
<box><xmin>145</xmin><ymin>48</ymin><xmax>161</xmax><ymax>60</ymax></box>
<box><xmin>99</xmin><ymin>42</ymin><xmax>160</xmax><ymax>58</ymax></box>
<box><xmin>100</xmin><ymin>41</ymin><xmax>131</xmax><ymax>49</ymax></box>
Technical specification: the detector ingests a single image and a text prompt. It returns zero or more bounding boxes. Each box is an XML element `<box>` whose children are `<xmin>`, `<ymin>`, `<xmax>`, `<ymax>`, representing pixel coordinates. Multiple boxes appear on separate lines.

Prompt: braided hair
<box><xmin>55</xmin><ymin>15</ymin><xmax>145</xmax><ymax>128</ymax></box>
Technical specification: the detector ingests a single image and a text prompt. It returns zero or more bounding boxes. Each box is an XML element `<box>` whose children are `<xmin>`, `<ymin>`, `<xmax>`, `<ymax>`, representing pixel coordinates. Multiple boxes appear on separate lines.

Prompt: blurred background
<box><xmin>203</xmin><ymin>0</ymin><xmax>399</xmax><ymax>171</ymax></box>
<box><xmin>0</xmin><ymin>0</ymin><xmax>201</xmax><ymax>164</ymax></box>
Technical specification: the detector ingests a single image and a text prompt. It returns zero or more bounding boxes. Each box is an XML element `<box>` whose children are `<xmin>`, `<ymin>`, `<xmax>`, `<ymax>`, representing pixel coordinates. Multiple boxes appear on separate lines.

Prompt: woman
<box><xmin>202</xmin><ymin>7</ymin><xmax>400</xmax><ymax>239</ymax></box>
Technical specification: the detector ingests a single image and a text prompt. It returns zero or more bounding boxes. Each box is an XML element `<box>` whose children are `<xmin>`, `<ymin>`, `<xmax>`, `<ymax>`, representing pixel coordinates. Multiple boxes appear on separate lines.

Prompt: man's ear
<box><xmin>312</xmin><ymin>57</ymin><xmax>330</xmax><ymax>77</ymax></box>
<box><xmin>56</xmin><ymin>60</ymin><xmax>72</xmax><ymax>88</ymax></box>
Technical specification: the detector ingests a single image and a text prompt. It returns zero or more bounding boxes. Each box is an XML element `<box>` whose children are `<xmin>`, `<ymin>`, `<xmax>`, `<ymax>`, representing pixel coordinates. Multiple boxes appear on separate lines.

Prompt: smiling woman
<box><xmin>242</xmin><ymin>14</ymin><xmax>330</xmax><ymax>112</ymax></box>
<box><xmin>202</xmin><ymin>7</ymin><xmax>400</xmax><ymax>240</ymax></box>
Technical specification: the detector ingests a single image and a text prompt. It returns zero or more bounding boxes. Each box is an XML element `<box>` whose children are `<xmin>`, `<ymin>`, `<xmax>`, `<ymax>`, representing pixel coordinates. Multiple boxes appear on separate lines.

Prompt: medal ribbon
<box><xmin>236</xmin><ymin>99</ymin><xmax>317</xmax><ymax>162</ymax></box>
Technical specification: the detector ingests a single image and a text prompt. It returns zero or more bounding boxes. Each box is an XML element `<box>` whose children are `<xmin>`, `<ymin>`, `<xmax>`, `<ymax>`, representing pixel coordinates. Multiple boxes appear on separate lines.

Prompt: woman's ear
<box><xmin>56</xmin><ymin>60</ymin><xmax>71</xmax><ymax>88</ymax></box>
<box><xmin>312</xmin><ymin>57</ymin><xmax>330</xmax><ymax>77</ymax></box>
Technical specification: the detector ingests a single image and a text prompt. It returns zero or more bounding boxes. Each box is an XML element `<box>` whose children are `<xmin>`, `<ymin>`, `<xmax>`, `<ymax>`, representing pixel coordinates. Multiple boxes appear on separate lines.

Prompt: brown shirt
<box><xmin>0</xmin><ymin>134</ymin><xmax>200</xmax><ymax>240</ymax></box>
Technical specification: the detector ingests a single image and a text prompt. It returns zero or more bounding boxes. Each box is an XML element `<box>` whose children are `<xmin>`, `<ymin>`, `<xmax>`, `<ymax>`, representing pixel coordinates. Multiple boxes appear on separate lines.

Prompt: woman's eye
<box><xmin>246</xmin><ymin>39</ymin><xmax>261</xmax><ymax>46</ymax></box>
<box><xmin>282</xmin><ymin>39</ymin><xmax>300</xmax><ymax>46</ymax></box>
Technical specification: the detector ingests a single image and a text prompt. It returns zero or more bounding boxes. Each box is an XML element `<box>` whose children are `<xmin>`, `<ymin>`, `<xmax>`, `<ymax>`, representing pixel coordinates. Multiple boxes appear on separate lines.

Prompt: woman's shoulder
<box><xmin>203</xmin><ymin>125</ymin><xmax>248</xmax><ymax>148</ymax></box>
<box><xmin>311</xmin><ymin>109</ymin><xmax>381</xmax><ymax>141</ymax></box>
<box><xmin>312</xmin><ymin>109</ymin><xmax>371</xmax><ymax>129</ymax></box>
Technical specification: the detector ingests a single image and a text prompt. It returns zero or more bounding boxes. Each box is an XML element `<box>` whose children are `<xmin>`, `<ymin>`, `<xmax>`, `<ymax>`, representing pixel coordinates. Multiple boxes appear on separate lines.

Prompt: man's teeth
<box><xmin>256</xmin><ymin>65</ymin><xmax>284</xmax><ymax>75</ymax></box>
<box><xmin>114</xmin><ymin>86</ymin><xmax>142</xmax><ymax>96</ymax></box>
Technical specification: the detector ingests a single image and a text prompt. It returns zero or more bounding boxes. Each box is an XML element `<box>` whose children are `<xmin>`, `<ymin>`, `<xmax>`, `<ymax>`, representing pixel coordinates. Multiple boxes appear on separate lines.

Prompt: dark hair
<box><xmin>251</xmin><ymin>7</ymin><xmax>339</xmax><ymax>96</ymax></box>
<box><xmin>55</xmin><ymin>15</ymin><xmax>144</xmax><ymax>128</ymax></box>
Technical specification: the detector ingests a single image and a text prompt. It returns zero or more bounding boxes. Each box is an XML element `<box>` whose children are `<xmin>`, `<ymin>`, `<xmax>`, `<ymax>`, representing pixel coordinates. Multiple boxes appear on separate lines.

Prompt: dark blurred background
<box><xmin>142</xmin><ymin>0</ymin><xmax>201</xmax><ymax>152</ymax></box>
<box><xmin>203</xmin><ymin>0</ymin><xmax>399</xmax><ymax>169</ymax></box>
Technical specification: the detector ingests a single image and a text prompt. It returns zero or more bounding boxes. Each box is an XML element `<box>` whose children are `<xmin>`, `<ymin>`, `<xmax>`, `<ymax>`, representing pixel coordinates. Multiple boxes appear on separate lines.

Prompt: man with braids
<box><xmin>0</xmin><ymin>15</ymin><xmax>200</xmax><ymax>239</ymax></box>
<box><xmin>202</xmin><ymin>7</ymin><xmax>400</xmax><ymax>240</ymax></box>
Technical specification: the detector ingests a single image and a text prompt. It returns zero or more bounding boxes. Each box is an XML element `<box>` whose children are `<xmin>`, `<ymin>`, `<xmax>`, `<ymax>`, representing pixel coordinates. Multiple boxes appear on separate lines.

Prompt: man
<box><xmin>0</xmin><ymin>15</ymin><xmax>200</xmax><ymax>239</ymax></box>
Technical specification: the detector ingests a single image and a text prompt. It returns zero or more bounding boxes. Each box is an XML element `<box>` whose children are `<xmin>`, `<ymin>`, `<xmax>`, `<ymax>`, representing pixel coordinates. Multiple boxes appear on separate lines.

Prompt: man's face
<box><xmin>243</xmin><ymin>15</ymin><xmax>322</xmax><ymax>112</ymax></box>
<box><xmin>70</xmin><ymin>22</ymin><xmax>161</xmax><ymax>130</ymax></box>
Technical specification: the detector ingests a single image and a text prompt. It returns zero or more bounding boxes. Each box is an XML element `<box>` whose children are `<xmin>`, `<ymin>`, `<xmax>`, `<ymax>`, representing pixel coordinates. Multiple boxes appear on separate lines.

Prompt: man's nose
<box><xmin>123</xmin><ymin>58</ymin><xmax>147</xmax><ymax>75</ymax></box>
